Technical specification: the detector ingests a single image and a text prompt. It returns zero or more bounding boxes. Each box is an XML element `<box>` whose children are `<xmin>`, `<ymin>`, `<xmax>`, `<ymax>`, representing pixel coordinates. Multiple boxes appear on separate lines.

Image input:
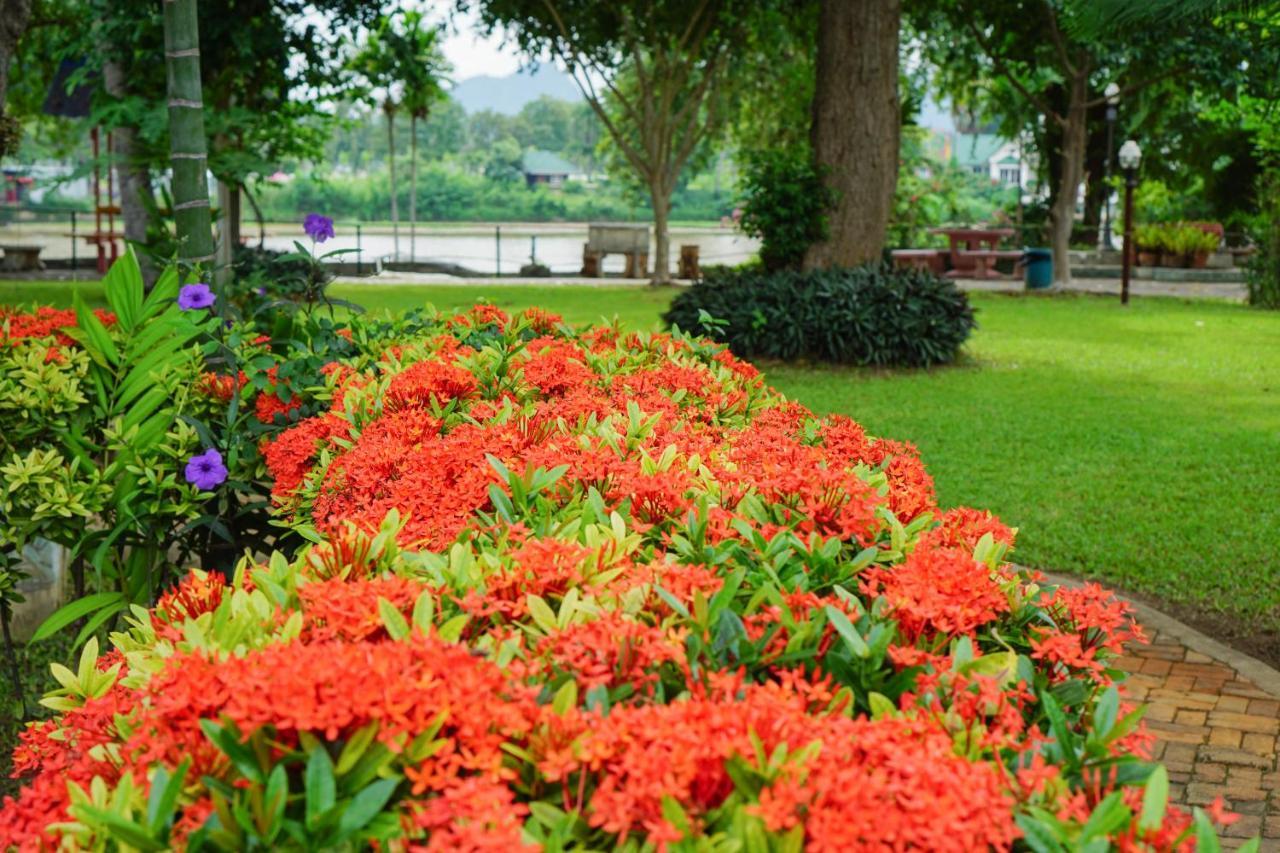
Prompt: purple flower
<box><xmin>178</xmin><ymin>282</ymin><xmax>216</xmax><ymax>311</ymax></box>
<box><xmin>255</xmin><ymin>286</ymin><xmax>268</xmax><ymax>297</ymax></box>
<box><xmin>303</xmin><ymin>213</ymin><xmax>335</xmax><ymax>243</ymax></box>
<box><xmin>184</xmin><ymin>448</ymin><xmax>228</xmax><ymax>491</ymax></box>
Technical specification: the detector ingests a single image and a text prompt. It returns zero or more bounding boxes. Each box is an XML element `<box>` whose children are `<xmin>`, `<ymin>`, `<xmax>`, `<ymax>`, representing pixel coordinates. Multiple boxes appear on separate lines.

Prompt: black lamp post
<box><xmin>1118</xmin><ymin>139</ymin><xmax>1142</xmax><ymax>306</ymax></box>
<box><xmin>1101</xmin><ymin>83</ymin><xmax>1120</xmax><ymax>250</ymax></box>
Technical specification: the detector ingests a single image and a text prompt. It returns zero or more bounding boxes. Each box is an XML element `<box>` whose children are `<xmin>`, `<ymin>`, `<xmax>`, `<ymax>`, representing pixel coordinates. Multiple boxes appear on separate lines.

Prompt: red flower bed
<box><xmin>0</xmin><ymin>306</ymin><xmax>1235</xmax><ymax>850</ymax></box>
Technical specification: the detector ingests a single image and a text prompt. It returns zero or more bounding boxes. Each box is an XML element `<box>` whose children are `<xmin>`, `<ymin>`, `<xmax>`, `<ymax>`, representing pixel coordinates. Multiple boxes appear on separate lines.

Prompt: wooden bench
<box><xmin>891</xmin><ymin>249</ymin><xmax>946</xmax><ymax>274</ymax></box>
<box><xmin>0</xmin><ymin>244</ymin><xmax>45</xmax><ymax>272</ymax></box>
<box><xmin>945</xmin><ymin>249</ymin><xmax>1022</xmax><ymax>280</ymax></box>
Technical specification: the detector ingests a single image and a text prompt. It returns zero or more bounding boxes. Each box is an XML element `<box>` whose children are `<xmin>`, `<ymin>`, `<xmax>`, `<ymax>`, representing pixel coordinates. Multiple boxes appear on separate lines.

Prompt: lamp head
<box><xmin>1118</xmin><ymin>139</ymin><xmax>1142</xmax><ymax>171</ymax></box>
<box><xmin>1105</xmin><ymin>82</ymin><xmax>1121</xmax><ymax>105</ymax></box>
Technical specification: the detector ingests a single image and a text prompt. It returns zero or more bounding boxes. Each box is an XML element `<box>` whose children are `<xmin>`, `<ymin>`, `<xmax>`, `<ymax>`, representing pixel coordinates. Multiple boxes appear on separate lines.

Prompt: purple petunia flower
<box><xmin>303</xmin><ymin>213</ymin><xmax>335</xmax><ymax>243</ymax></box>
<box><xmin>184</xmin><ymin>448</ymin><xmax>228</xmax><ymax>491</ymax></box>
<box><xmin>178</xmin><ymin>282</ymin><xmax>216</xmax><ymax>311</ymax></box>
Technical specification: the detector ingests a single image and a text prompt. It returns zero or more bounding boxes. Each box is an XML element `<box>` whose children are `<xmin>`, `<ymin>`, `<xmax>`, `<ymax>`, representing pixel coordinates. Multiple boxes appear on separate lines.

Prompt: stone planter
<box><xmin>1137</xmin><ymin>251</ymin><xmax>1158</xmax><ymax>267</ymax></box>
<box><xmin>7</xmin><ymin>539</ymin><xmax>68</xmax><ymax>642</ymax></box>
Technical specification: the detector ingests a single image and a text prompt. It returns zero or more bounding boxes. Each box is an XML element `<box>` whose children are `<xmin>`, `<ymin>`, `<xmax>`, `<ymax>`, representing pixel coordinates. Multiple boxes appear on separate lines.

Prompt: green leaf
<box><xmin>31</xmin><ymin>592</ymin><xmax>126</xmax><ymax>642</ymax></box>
<box><xmin>377</xmin><ymin>597</ymin><xmax>410</xmax><ymax>641</ymax></box>
<box><xmin>72</xmin><ymin>805</ymin><xmax>167</xmax><ymax>852</ymax></box>
<box><xmin>1080</xmin><ymin>791</ymin><xmax>1129</xmax><ymax>840</ymax></box>
<box><xmin>73</xmin><ymin>290</ymin><xmax>120</xmax><ymax>366</ymax></box>
<box><xmin>552</xmin><ymin>679</ymin><xmax>578</xmax><ymax>715</ymax></box>
<box><xmin>336</xmin><ymin>777</ymin><xmax>399</xmax><ymax>838</ymax></box>
<box><xmin>1139</xmin><ymin>764</ymin><xmax>1168</xmax><ymax>832</ymax></box>
<box><xmin>139</xmin><ymin>266</ymin><xmax>180</xmax><ymax>321</ymax></box>
<box><xmin>72</xmin><ymin>599</ymin><xmax>129</xmax><ymax>650</ymax></box>
<box><xmin>336</xmin><ymin>724</ymin><xmax>379</xmax><ymax>776</ymax></box>
<box><xmin>101</xmin><ymin>249</ymin><xmax>144</xmax><ymax>331</ymax></box>
<box><xmin>199</xmin><ymin>720</ymin><xmax>263</xmax><ymax>784</ymax></box>
<box><xmin>305</xmin><ymin>747</ymin><xmax>337</xmax><ymax>828</ymax></box>
<box><xmin>146</xmin><ymin>759</ymin><xmax>190</xmax><ymax>835</ymax></box>
<box><xmin>824</xmin><ymin>605</ymin><xmax>869</xmax><ymax>658</ymax></box>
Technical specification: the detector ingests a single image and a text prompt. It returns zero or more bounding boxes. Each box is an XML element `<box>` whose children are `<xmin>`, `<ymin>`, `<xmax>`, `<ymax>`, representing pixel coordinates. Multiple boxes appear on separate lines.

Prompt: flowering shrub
<box><xmin>0</xmin><ymin>305</ymin><xmax>1245</xmax><ymax>849</ymax></box>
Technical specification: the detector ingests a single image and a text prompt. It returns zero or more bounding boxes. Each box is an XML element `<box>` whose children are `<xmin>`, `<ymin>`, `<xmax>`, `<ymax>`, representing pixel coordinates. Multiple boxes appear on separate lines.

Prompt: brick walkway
<box><xmin>1119</xmin><ymin>629</ymin><xmax>1280</xmax><ymax>848</ymax></box>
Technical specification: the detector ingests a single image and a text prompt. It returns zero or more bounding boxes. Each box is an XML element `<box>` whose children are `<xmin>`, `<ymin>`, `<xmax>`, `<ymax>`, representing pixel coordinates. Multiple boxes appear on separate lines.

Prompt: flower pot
<box><xmin>1189</xmin><ymin>251</ymin><xmax>1210</xmax><ymax>269</ymax></box>
<box><xmin>1137</xmin><ymin>251</ymin><xmax>1158</xmax><ymax>267</ymax></box>
<box><xmin>1159</xmin><ymin>252</ymin><xmax>1181</xmax><ymax>268</ymax></box>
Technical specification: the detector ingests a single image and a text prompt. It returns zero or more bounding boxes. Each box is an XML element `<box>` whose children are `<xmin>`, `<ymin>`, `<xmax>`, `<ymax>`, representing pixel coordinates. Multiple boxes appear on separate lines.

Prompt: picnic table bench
<box><xmin>0</xmin><ymin>244</ymin><xmax>46</xmax><ymax>272</ymax></box>
<box><xmin>890</xmin><ymin>248</ymin><xmax>946</xmax><ymax>274</ymax></box>
<box><xmin>929</xmin><ymin>227</ymin><xmax>1020</xmax><ymax>280</ymax></box>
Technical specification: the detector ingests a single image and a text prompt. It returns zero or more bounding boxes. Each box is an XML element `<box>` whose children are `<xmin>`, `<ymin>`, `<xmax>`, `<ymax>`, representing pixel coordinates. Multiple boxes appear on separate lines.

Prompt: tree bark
<box><xmin>1049</xmin><ymin>71</ymin><xmax>1088</xmax><ymax>284</ymax></box>
<box><xmin>162</xmin><ymin>0</ymin><xmax>215</xmax><ymax>266</ymax></box>
<box><xmin>649</xmin><ymin>176</ymin><xmax>671</xmax><ymax>284</ymax></box>
<box><xmin>385</xmin><ymin>102</ymin><xmax>399</xmax><ymax>260</ymax></box>
<box><xmin>804</xmin><ymin>0</ymin><xmax>900</xmax><ymax>270</ymax></box>
<box><xmin>243</xmin><ymin>181</ymin><xmax>266</xmax><ymax>248</ymax></box>
<box><xmin>410</xmin><ymin>113</ymin><xmax>418</xmax><ymax>262</ymax></box>
<box><xmin>102</xmin><ymin>58</ymin><xmax>156</xmax><ymax>279</ymax></box>
<box><xmin>0</xmin><ymin>0</ymin><xmax>33</xmax><ymax>156</ymax></box>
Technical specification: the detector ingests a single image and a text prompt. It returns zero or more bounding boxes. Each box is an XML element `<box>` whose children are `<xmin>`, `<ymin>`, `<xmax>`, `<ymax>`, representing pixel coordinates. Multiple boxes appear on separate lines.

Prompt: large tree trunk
<box><xmin>804</xmin><ymin>0</ymin><xmax>900</xmax><ymax>270</ymax></box>
<box><xmin>410</xmin><ymin>113</ymin><xmax>417</xmax><ymax>262</ymax></box>
<box><xmin>162</xmin><ymin>0</ymin><xmax>215</xmax><ymax>266</ymax></box>
<box><xmin>1049</xmin><ymin>71</ymin><xmax>1088</xmax><ymax>284</ymax></box>
<box><xmin>0</xmin><ymin>0</ymin><xmax>34</xmax><ymax>156</ymax></box>
<box><xmin>385</xmin><ymin>103</ymin><xmax>399</xmax><ymax>260</ymax></box>
<box><xmin>649</xmin><ymin>176</ymin><xmax>672</xmax><ymax>284</ymax></box>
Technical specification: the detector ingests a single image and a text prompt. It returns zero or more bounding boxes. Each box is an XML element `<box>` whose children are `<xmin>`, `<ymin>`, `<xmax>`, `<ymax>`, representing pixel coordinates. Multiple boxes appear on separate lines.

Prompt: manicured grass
<box><xmin>4</xmin><ymin>280</ymin><xmax>1279</xmax><ymax>641</ymax></box>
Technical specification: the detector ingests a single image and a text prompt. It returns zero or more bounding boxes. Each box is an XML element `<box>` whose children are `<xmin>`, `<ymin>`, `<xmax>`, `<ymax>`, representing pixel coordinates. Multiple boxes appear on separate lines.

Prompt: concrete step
<box><xmin>1070</xmin><ymin>265</ymin><xmax>1245</xmax><ymax>283</ymax></box>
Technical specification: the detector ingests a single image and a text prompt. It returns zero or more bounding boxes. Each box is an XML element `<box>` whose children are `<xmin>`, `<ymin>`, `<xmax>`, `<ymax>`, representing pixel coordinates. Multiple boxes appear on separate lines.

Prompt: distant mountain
<box><xmin>451</xmin><ymin>66</ymin><xmax>582</xmax><ymax>115</ymax></box>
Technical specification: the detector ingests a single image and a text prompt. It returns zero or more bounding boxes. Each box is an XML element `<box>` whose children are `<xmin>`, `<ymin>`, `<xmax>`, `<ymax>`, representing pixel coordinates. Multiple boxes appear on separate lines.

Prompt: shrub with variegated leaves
<box><xmin>0</xmin><ymin>304</ymin><xmax>1251</xmax><ymax>851</ymax></box>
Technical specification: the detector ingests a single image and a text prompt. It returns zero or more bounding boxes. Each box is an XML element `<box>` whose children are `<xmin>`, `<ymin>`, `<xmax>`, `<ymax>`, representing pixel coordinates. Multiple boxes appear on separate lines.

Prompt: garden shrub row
<box><xmin>662</xmin><ymin>265</ymin><xmax>977</xmax><ymax>368</ymax></box>
<box><xmin>0</xmin><ymin>266</ymin><xmax>1246</xmax><ymax>849</ymax></box>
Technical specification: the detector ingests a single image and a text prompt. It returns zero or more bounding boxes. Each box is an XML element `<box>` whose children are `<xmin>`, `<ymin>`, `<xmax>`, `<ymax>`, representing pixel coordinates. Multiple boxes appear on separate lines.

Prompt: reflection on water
<box><xmin>265</xmin><ymin>226</ymin><xmax>760</xmax><ymax>275</ymax></box>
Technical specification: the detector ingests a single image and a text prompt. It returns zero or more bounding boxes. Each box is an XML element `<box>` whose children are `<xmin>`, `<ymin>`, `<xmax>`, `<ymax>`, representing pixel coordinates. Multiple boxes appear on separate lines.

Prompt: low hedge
<box><xmin>663</xmin><ymin>264</ymin><xmax>976</xmax><ymax>367</ymax></box>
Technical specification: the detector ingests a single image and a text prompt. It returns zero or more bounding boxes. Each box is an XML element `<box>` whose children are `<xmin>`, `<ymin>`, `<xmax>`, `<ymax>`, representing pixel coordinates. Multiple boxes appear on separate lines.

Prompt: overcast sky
<box><xmin>439</xmin><ymin>8</ymin><xmax>523</xmax><ymax>80</ymax></box>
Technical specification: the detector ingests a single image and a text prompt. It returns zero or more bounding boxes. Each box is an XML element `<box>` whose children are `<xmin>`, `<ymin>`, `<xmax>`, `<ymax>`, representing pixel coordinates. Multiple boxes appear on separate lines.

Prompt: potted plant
<box><xmin>1184</xmin><ymin>226</ymin><xmax>1219</xmax><ymax>268</ymax></box>
<box><xmin>1133</xmin><ymin>224</ymin><xmax>1160</xmax><ymax>266</ymax></box>
<box><xmin>1157</xmin><ymin>225</ymin><xmax>1182</xmax><ymax>267</ymax></box>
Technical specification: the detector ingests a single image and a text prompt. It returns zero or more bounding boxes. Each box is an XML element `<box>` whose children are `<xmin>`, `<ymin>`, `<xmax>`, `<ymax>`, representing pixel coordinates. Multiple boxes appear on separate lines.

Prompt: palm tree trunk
<box><xmin>385</xmin><ymin>103</ymin><xmax>399</xmax><ymax>260</ymax></box>
<box><xmin>162</xmin><ymin>0</ymin><xmax>215</xmax><ymax>266</ymax></box>
<box><xmin>410</xmin><ymin>113</ymin><xmax>418</xmax><ymax>263</ymax></box>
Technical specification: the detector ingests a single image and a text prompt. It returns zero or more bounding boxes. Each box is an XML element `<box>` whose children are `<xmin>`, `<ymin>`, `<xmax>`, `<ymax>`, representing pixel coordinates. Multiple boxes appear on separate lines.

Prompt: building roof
<box><xmin>952</xmin><ymin>133</ymin><xmax>1005</xmax><ymax>168</ymax></box>
<box><xmin>521</xmin><ymin>149</ymin><xmax>578</xmax><ymax>177</ymax></box>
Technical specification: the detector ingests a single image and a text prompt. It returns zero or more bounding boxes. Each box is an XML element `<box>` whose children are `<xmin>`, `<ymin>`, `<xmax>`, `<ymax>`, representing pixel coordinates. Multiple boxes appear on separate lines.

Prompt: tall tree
<box><xmin>162</xmin><ymin>0</ymin><xmax>215</xmax><ymax>265</ymax></box>
<box><xmin>464</xmin><ymin>0</ymin><xmax>762</xmax><ymax>284</ymax></box>
<box><xmin>0</xmin><ymin>0</ymin><xmax>34</xmax><ymax>157</ymax></box>
<box><xmin>911</xmin><ymin>0</ymin><xmax>1257</xmax><ymax>282</ymax></box>
<box><xmin>804</xmin><ymin>0</ymin><xmax>901</xmax><ymax>269</ymax></box>
<box><xmin>390</xmin><ymin>11</ymin><xmax>450</xmax><ymax>263</ymax></box>
<box><xmin>353</xmin><ymin>18</ymin><xmax>405</xmax><ymax>259</ymax></box>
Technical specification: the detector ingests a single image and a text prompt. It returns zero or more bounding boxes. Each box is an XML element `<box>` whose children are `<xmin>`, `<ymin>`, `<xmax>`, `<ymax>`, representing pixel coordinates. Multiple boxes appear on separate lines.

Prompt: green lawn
<box><xmin>4</xmin><ymin>280</ymin><xmax>1279</xmax><ymax>646</ymax></box>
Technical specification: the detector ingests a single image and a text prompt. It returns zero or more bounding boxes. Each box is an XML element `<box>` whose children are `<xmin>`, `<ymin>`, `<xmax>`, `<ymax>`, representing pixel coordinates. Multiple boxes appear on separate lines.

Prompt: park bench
<box><xmin>891</xmin><ymin>248</ymin><xmax>946</xmax><ymax>274</ymax></box>
<box><xmin>0</xmin><ymin>244</ymin><xmax>46</xmax><ymax>272</ymax></box>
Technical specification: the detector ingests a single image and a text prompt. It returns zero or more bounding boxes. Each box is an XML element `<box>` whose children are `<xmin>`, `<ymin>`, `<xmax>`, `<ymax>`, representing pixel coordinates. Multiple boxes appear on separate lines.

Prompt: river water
<box><xmin>262</xmin><ymin>223</ymin><xmax>760</xmax><ymax>276</ymax></box>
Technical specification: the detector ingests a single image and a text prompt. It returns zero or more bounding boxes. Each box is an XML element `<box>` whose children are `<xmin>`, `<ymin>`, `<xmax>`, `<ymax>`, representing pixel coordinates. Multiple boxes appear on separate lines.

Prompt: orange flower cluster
<box><xmin>1</xmin><ymin>305</ymin><xmax>1236</xmax><ymax>850</ymax></box>
<box><xmin>0</xmin><ymin>306</ymin><xmax>116</xmax><ymax>346</ymax></box>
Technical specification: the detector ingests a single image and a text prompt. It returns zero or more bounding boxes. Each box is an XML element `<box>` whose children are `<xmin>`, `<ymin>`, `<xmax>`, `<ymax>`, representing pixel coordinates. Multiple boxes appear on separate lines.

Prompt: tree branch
<box><xmin>963</xmin><ymin>17</ymin><xmax>1064</xmax><ymax>127</ymax></box>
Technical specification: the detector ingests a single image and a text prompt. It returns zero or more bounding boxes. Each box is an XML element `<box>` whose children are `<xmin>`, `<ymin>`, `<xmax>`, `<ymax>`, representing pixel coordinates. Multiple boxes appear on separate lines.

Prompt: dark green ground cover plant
<box><xmin>663</xmin><ymin>264</ymin><xmax>976</xmax><ymax>367</ymax></box>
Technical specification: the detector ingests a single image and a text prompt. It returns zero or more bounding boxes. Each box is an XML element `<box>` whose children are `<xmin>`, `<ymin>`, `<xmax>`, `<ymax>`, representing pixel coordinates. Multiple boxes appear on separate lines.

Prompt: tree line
<box><xmin>2</xmin><ymin>0</ymin><xmax>1278</xmax><ymax>284</ymax></box>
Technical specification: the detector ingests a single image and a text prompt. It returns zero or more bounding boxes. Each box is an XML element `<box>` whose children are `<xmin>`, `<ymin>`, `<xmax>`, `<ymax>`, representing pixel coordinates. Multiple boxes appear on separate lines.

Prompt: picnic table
<box><xmin>929</xmin><ymin>226</ymin><xmax>1020</xmax><ymax>279</ymax></box>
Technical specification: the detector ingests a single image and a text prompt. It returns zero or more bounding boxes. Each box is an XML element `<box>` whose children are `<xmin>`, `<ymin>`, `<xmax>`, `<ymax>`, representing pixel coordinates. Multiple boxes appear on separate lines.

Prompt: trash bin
<box><xmin>1022</xmin><ymin>248</ymin><xmax>1053</xmax><ymax>290</ymax></box>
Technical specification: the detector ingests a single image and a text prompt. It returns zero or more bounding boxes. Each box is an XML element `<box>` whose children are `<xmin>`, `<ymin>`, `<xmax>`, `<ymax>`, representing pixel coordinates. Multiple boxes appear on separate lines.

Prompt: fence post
<box><xmin>530</xmin><ymin>235</ymin><xmax>537</xmax><ymax>266</ymax></box>
<box><xmin>356</xmin><ymin>223</ymin><xmax>362</xmax><ymax>276</ymax></box>
<box><xmin>70</xmin><ymin>210</ymin><xmax>77</xmax><ymax>281</ymax></box>
<box><xmin>496</xmin><ymin>225</ymin><xmax>501</xmax><ymax>278</ymax></box>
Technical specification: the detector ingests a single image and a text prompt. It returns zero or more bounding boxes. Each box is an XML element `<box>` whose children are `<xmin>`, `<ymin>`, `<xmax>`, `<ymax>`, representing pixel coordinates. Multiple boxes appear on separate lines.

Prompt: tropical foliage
<box><xmin>0</xmin><ymin>295</ymin><xmax>1247</xmax><ymax>849</ymax></box>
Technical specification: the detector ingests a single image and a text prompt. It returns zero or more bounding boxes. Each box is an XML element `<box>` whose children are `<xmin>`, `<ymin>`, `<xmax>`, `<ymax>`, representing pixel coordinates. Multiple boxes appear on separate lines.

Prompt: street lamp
<box><xmin>1118</xmin><ymin>139</ymin><xmax>1142</xmax><ymax>306</ymax></box>
<box><xmin>1101</xmin><ymin>83</ymin><xmax>1121</xmax><ymax>250</ymax></box>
